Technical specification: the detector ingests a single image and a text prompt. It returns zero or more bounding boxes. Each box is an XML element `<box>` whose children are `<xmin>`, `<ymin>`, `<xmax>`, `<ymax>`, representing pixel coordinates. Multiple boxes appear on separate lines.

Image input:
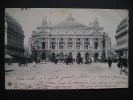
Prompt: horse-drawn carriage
<box><xmin>18</xmin><ymin>56</ymin><xmax>28</xmax><ymax>66</ymax></box>
<box><xmin>65</xmin><ymin>56</ymin><xmax>73</xmax><ymax>65</ymax></box>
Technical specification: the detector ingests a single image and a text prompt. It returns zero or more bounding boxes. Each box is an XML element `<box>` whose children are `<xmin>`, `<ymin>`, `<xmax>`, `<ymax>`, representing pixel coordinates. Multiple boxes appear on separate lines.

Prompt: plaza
<box><xmin>5</xmin><ymin>62</ymin><xmax>128</xmax><ymax>89</ymax></box>
<box><xmin>5</xmin><ymin>62</ymin><xmax>128</xmax><ymax>77</ymax></box>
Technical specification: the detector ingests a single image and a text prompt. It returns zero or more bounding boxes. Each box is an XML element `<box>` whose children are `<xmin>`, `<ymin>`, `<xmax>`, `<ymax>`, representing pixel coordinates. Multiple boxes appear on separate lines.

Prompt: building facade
<box><xmin>29</xmin><ymin>14</ymin><xmax>111</xmax><ymax>62</ymax></box>
<box><xmin>5</xmin><ymin>13</ymin><xmax>25</xmax><ymax>59</ymax></box>
<box><xmin>115</xmin><ymin>17</ymin><xmax>128</xmax><ymax>59</ymax></box>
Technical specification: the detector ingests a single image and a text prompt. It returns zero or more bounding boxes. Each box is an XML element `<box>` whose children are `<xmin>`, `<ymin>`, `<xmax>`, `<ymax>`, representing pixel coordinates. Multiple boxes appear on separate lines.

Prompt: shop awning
<box><xmin>115</xmin><ymin>47</ymin><xmax>128</xmax><ymax>52</ymax></box>
<box><xmin>5</xmin><ymin>54</ymin><xmax>13</xmax><ymax>58</ymax></box>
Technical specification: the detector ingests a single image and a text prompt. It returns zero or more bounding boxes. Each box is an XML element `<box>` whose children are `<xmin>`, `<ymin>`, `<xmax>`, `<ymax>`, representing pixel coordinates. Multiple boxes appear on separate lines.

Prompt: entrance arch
<box><xmin>51</xmin><ymin>52</ymin><xmax>56</xmax><ymax>58</ymax></box>
<box><xmin>69</xmin><ymin>52</ymin><xmax>73</xmax><ymax>57</ymax></box>
<box><xmin>94</xmin><ymin>53</ymin><xmax>99</xmax><ymax>62</ymax></box>
<box><xmin>51</xmin><ymin>52</ymin><xmax>56</xmax><ymax>62</ymax></box>
<box><xmin>85</xmin><ymin>53</ymin><xmax>89</xmax><ymax>60</ymax></box>
<box><xmin>77</xmin><ymin>53</ymin><xmax>81</xmax><ymax>58</ymax></box>
<box><xmin>42</xmin><ymin>52</ymin><xmax>46</xmax><ymax>60</ymax></box>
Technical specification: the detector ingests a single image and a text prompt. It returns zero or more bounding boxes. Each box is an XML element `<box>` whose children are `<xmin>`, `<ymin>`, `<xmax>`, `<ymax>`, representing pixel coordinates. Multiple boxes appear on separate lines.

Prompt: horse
<box><xmin>65</xmin><ymin>56</ymin><xmax>73</xmax><ymax>65</ymax></box>
<box><xmin>77</xmin><ymin>57</ymin><xmax>83</xmax><ymax>64</ymax></box>
<box><xmin>18</xmin><ymin>57</ymin><xmax>27</xmax><ymax>66</ymax></box>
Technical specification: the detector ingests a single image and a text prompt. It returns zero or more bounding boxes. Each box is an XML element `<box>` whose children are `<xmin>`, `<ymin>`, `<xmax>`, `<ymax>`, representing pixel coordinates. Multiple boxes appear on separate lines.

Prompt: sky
<box><xmin>5</xmin><ymin>8</ymin><xmax>128</xmax><ymax>46</ymax></box>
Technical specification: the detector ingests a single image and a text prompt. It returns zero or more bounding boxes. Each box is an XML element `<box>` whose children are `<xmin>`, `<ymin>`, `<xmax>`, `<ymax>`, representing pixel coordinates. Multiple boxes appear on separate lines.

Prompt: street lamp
<box><xmin>49</xmin><ymin>27</ymin><xmax>52</xmax><ymax>60</ymax></box>
<box><xmin>108</xmin><ymin>49</ymin><xmax>110</xmax><ymax>59</ymax></box>
<box><xmin>89</xmin><ymin>46</ymin><xmax>92</xmax><ymax>62</ymax></box>
<box><xmin>34</xmin><ymin>39</ymin><xmax>39</xmax><ymax>63</ymax></box>
<box><xmin>102</xmin><ymin>32</ymin><xmax>106</xmax><ymax>62</ymax></box>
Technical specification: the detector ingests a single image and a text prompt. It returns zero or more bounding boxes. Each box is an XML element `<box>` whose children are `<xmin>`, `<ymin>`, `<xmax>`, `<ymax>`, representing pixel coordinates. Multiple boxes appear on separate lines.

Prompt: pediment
<box><xmin>90</xmin><ymin>31</ymin><xmax>102</xmax><ymax>35</ymax></box>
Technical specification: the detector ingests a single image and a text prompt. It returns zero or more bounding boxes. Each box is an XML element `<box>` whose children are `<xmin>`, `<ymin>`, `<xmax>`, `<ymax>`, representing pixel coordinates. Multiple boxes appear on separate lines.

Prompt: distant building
<box><xmin>5</xmin><ymin>13</ymin><xmax>25</xmax><ymax>59</ymax></box>
<box><xmin>29</xmin><ymin>14</ymin><xmax>111</xmax><ymax>62</ymax></box>
<box><xmin>115</xmin><ymin>17</ymin><xmax>128</xmax><ymax>59</ymax></box>
<box><xmin>24</xmin><ymin>45</ymin><xmax>29</xmax><ymax>57</ymax></box>
<box><xmin>110</xmin><ymin>44</ymin><xmax>118</xmax><ymax>61</ymax></box>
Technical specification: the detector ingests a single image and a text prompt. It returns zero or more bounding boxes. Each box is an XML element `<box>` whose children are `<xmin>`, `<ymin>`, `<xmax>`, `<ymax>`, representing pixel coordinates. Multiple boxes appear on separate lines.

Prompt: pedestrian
<box><xmin>25</xmin><ymin>57</ymin><xmax>28</xmax><ymax>66</ymax></box>
<box><xmin>108</xmin><ymin>58</ymin><xmax>112</xmax><ymax>69</ymax></box>
<box><xmin>118</xmin><ymin>56</ymin><xmax>127</xmax><ymax>74</ymax></box>
<box><xmin>70</xmin><ymin>56</ymin><xmax>73</xmax><ymax>65</ymax></box>
<box><xmin>55</xmin><ymin>57</ymin><xmax>58</xmax><ymax>64</ymax></box>
<box><xmin>18</xmin><ymin>57</ymin><xmax>22</xmax><ymax>66</ymax></box>
<box><xmin>32</xmin><ymin>57</ymin><xmax>36</xmax><ymax>67</ymax></box>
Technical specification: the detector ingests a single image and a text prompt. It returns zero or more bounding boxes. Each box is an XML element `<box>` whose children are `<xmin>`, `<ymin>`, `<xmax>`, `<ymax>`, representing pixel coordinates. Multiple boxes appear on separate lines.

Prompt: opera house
<box><xmin>28</xmin><ymin>14</ymin><xmax>111</xmax><ymax>62</ymax></box>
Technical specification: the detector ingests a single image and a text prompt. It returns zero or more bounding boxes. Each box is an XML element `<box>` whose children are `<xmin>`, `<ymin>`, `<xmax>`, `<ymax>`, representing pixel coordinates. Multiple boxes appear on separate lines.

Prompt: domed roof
<box><xmin>37</xmin><ymin>17</ymin><xmax>49</xmax><ymax>29</ymax></box>
<box><xmin>52</xmin><ymin>14</ymin><xmax>89</xmax><ymax>29</ymax></box>
<box><xmin>42</xmin><ymin>17</ymin><xmax>47</xmax><ymax>26</ymax></box>
<box><xmin>93</xmin><ymin>18</ymin><xmax>99</xmax><ymax>26</ymax></box>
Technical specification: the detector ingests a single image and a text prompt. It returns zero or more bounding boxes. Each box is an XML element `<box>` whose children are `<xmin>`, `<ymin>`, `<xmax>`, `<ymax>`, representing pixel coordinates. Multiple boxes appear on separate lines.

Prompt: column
<box><xmin>5</xmin><ymin>29</ymin><xmax>7</xmax><ymax>45</ymax></box>
<box><xmin>90</xmin><ymin>38</ymin><xmax>92</xmax><ymax>49</ymax></box>
<box><xmin>82</xmin><ymin>38</ymin><xmax>84</xmax><ymax>50</ymax></box>
<box><xmin>99</xmin><ymin>38</ymin><xmax>101</xmax><ymax>50</ymax></box>
<box><xmin>65</xmin><ymin>38</ymin><xmax>67</xmax><ymax>50</ymax></box>
<box><xmin>94</xmin><ymin>38</ymin><xmax>95</xmax><ymax>50</ymax></box>
<box><xmin>5</xmin><ymin>20</ymin><xmax>8</xmax><ymax>45</ymax></box>
<box><xmin>48</xmin><ymin>38</ymin><xmax>50</xmax><ymax>50</ymax></box>
<box><xmin>45</xmin><ymin>38</ymin><xmax>47</xmax><ymax>50</ymax></box>
<box><xmin>98</xmin><ymin>38</ymin><xmax>100</xmax><ymax>50</ymax></box>
<box><xmin>100</xmin><ymin>38</ymin><xmax>102</xmax><ymax>50</ymax></box>
<box><xmin>58</xmin><ymin>38</ymin><xmax>60</xmax><ymax>50</ymax></box>
<box><xmin>92</xmin><ymin>38</ymin><xmax>94</xmax><ymax>50</ymax></box>
<box><xmin>72</xmin><ymin>38</ymin><xmax>74</xmax><ymax>50</ymax></box>
<box><xmin>74</xmin><ymin>38</ymin><xmax>76</xmax><ymax>50</ymax></box>
<box><xmin>57</xmin><ymin>38</ymin><xmax>59</xmax><ymax>50</ymax></box>
<box><xmin>105</xmin><ymin>38</ymin><xmax>106</xmax><ymax>50</ymax></box>
<box><xmin>56</xmin><ymin>38</ymin><xmax>58</xmax><ymax>50</ymax></box>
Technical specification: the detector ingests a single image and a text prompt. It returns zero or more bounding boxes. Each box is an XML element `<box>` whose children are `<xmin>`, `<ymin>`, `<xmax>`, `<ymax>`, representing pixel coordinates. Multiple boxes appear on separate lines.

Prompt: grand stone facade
<box><xmin>115</xmin><ymin>17</ymin><xmax>128</xmax><ymax>59</ymax></box>
<box><xmin>5</xmin><ymin>13</ymin><xmax>25</xmax><ymax>58</ymax></box>
<box><xmin>29</xmin><ymin>14</ymin><xmax>111</xmax><ymax>62</ymax></box>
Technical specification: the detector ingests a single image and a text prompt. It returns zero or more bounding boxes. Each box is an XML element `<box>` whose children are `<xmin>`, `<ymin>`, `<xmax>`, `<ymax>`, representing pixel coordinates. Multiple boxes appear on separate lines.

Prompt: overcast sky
<box><xmin>5</xmin><ymin>8</ymin><xmax>128</xmax><ymax>46</ymax></box>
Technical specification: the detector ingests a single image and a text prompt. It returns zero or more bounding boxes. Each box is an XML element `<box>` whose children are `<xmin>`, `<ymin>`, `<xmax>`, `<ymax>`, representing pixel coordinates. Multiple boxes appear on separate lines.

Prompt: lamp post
<box><xmin>34</xmin><ymin>43</ymin><xmax>37</xmax><ymax>62</ymax></box>
<box><xmin>108</xmin><ymin>49</ymin><xmax>110</xmax><ymax>60</ymax></box>
<box><xmin>31</xmin><ymin>45</ymin><xmax>36</xmax><ymax>67</ymax></box>
<box><xmin>34</xmin><ymin>39</ymin><xmax>39</xmax><ymax>63</ymax></box>
<box><xmin>49</xmin><ymin>27</ymin><xmax>52</xmax><ymax>60</ymax></box>
<box><xmin>102</xmin><ymin>32</ymin><xmax>106</xmax><ymax>62</ymax></box>
<box><xmin>89</xmin><ymin>46</ymin><xmax>92</xmax><ymax>62</ymax></box>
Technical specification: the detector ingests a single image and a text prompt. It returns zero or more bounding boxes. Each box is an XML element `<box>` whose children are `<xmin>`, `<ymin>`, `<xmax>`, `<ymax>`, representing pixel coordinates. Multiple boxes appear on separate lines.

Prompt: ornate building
<box><xmin>5</xmin><ymin>13</ymin><xmax>25</xmax><ymax>59</ymax></box>
<box><xmin>115</xmin><ymin>17</ymin><xmax>128</xmax><ymax>59</ymax></box>
<box><xmin>28</xmin><ymin>14</ymin><xmax>111</xmax><ymax>62</ymax></box>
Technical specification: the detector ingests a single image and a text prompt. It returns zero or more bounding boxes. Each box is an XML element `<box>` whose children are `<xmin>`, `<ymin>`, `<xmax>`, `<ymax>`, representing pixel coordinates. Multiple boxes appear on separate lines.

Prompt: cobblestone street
<box><xmin>5</xmin><ymin>62</ymin><xmax>128</xmax><ymax>76</ymax></box>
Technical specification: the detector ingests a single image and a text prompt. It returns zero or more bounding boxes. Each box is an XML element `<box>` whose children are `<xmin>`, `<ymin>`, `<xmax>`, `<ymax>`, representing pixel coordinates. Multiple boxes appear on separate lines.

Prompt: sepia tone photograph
<box><xmin>5</xmin><ymin>8</ymin><xmax>129</xmax><ymax>89</ymax></box>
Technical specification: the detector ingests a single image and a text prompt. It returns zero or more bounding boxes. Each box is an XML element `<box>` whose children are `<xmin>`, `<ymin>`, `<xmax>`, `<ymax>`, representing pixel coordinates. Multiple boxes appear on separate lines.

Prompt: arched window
<box><xmin>84</xmin><ymin>42</ymin><xmax>89</xmax><ymax>49</ymax></box>
<box><xmin>60</xmin><ymin>38</ymin><xmax>63</xmax><ymax>41</ymax></box>
<box><xmin>77</xmin><ymin>38</ymin><xmax>80</xmax><ymax>41</ymax></box>
<box><xmin>52</xmin><ymin>38</ymin><xmax>55</xmax><ymax>41</ymax></box>
<box><xmin>69</xmin><ymin>38</ymin><xmax>72</xmax><ymax>41</ymax></box>
<box><xmin>76</xmin><ymin>42</ymin><xmax>80</xmax><ymax>49</ymax></box>
<box><xmin>52</xmin><ymin>42</ymin><xmax>56</xmax><ymax>49</ymax></box>
<box><xmin>68</xmin><ymin>42</ymin><xmax>73</xmax><ymax>49</ymax></box>
<box><xmin>59</xmin><ymin>42</ymin><xmax>64</xmax><ymax>49</ymax></box>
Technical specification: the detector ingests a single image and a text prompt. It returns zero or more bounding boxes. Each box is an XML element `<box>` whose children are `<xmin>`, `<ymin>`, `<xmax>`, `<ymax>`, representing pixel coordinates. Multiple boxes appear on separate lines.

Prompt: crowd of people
<box><xmin>7</xmin><ymin>53</ymin><xmax>127</xmax><ymax>75</ymax></box>
<box><xmin>50</xmin><ymin>55</ymin><xmax>128</xmax><ymax>74</ymax></box>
